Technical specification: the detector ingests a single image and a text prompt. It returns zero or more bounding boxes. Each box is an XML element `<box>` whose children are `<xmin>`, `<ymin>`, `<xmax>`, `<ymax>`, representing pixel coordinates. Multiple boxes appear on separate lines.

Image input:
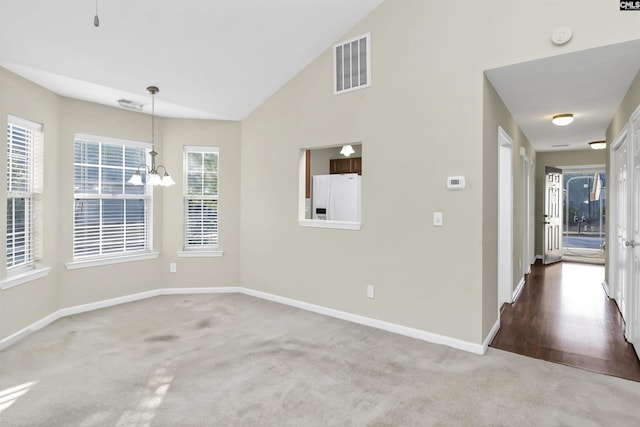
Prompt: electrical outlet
<box><xmin>170</xmin><ymin>263</ymin><xmax>177</xmax><ymax>273</ymax></box>
<box><xmin>367</xmin><ymin>285</ymin><xmax>375</xmax><ymax>299</ymax></box>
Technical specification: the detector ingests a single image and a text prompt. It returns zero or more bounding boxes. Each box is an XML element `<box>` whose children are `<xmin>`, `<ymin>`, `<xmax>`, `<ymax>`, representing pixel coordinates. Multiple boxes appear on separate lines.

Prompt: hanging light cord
<box><xmin>94</xmin><ymin>0</ymin><xmax>100</xmax><ymax>27</ymax></box>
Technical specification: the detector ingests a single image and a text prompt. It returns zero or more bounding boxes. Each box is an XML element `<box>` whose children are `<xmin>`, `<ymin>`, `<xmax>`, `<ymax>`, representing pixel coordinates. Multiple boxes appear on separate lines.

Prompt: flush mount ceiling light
<box><xmin>552</xmin><ymin>113</ymin><xmax>574</xmax><ymax>126</ymax></box>
<box><xmin>340</xmin><ymin>144</ymin><xmax>355</xmax><ymax>157</ymax></box>
<box><xmin>128</xmin><ymin>86</ymin><xmax>176</xmax><ymax>187</ymax></box>
<box><xmin>589</xmin><ymin>140</ymin><xmax>607</xmax><ymax>150</ymax></box>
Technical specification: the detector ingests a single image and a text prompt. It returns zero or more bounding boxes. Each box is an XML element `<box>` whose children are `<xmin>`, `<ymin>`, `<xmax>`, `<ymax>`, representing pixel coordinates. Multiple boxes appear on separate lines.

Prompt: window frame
<box><xmin>69</xmin><ymin>133</ymin><xmax>155</xmax><ymax>266</ymax></box>
<box><xmin>6</xmin><ymin>114</ymin><xmax>44</xmax><ymax>274</ymax></box>
<box><xmin>179</xmin><ymin>145</ymin><xmax>223</xmax><ymax>257</ymax></box>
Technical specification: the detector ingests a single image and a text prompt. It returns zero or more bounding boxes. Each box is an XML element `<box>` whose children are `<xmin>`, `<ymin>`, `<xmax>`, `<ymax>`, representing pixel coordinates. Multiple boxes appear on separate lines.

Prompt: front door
<box><xmin>544</xmin><ymin>166</ymin><xmax>563</xmax><ymax>264</ymax></box>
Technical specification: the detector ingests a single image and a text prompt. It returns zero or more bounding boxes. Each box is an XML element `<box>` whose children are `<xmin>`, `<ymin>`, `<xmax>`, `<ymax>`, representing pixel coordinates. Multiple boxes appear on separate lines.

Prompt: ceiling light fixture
<box><xmin>128</xmin><ymin>86</ymin><xmax>175</xmax><ymax>187</ymax></box>
<box><xmin>552</xmin><ymin>113</ymin><xmax>574</xmax><ymax>126</ymax></box>
<box><xmin>340</xmin><ymin>144</ymin><xmax>355</xmax><ymax>157</ymax></box>
<box><xmin>588</xmin><ymin>140</ymin><xmax>606</xmax><ymax>150</ymax></box>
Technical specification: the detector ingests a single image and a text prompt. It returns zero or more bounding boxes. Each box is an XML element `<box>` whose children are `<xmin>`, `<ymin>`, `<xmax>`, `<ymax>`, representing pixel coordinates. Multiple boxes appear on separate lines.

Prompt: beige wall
<box><xmin>482</xmin><ymin>76</ymin><xmax>535</xmax><ymax>338</ymax></box>
<box><xmin>606</xmin><ymin>69</ymin><xmax>640</xmax><ymax>284</ymax></box>
<box><xmin>4</xmin><ymin>0</ymin><xmax>640</xmax><ymax>348</ymax></box>
<box><xmin>534</xmin><ymin>149</ymin><xmax>606</xmax><ymax>257</ymax></box>
<box><xmin>0</xmin><ymin>69</ymin><xmax>241</xmax><ymax>340</ymax></box>
<box><xmin>241</xmin><ymin>0</ymin><xmax>640</xmax><ymax>345</ymax></box>
<box><xmin>0</xmin><ymin>69</ymin><xmax>60</xmax><ymax>340</ymax></box>
<box><xmin>160</xmin><ymin>118</ymin><xmax>242</xmax><ymax>288</ymax></box>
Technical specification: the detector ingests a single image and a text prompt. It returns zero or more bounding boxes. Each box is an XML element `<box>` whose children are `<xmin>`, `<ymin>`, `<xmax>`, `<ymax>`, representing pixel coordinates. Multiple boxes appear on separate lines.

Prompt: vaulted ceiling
<box><xmin>2</xmin><ymin>1</ymin><xmax>640</xmax><ymax>152</ymax></box>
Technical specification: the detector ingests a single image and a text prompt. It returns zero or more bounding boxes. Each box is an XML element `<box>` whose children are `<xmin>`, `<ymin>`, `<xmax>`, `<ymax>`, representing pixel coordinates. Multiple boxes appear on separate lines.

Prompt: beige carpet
<box><xmin>1</xmin><ymin>293</ymin><xmax>639</xmax><ymax>426</ymax></box>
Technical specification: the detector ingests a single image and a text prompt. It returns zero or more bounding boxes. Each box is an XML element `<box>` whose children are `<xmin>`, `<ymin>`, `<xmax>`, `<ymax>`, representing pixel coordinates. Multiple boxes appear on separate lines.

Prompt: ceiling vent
<box><xmin>334</xmin><ymin>33</ymin><xmax>371</xmax><ymax>94</ymax></box>
<box><xmin>118</xmin><ymin>99</ymin><xmax>144</xmax><ymax>112</ymax></box>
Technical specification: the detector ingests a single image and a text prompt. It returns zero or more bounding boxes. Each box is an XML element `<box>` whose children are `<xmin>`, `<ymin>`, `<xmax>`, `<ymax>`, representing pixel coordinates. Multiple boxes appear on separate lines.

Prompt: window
<box><xmin>73</xmin><ymin>134</ymin><xmax>151</xmax><ymax>259</ymax></box>
<box><xmin>183</xmin><ymin>146</ymin><xmax>219</xmax><ymax>250</ymax></box>
<box><xmin>298</xmin><ymin>144</ymin><xmax>362</xmax><ymax>230</ymax></box>
<box><xmin>334</xmin><ymin>33</ymin><xmax>371</xmax><ymax>94</ymax></box>
<box><xmin>6</xmin><ymin>115</ymin><xmax>43</xmax><ymax>271</ymax></box>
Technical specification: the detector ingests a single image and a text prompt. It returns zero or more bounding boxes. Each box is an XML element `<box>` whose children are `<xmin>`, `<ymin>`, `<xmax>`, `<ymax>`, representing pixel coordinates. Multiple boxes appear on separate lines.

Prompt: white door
<box><xmin>543</xmin><ymin>166</ymin><xmax>563</xmax><ymax>264</ymax></box>
<box><xmin>628</xmin><ymin>111</ymin><xmax>640</xmax><ymax>347</ymax></box>
<box><xmin>614</xmin><ymin>139</ymin><xmax>629</xmax><ymax>318</ymax></box>
<box><xmin>498</xmin><ymin>128</ymin><xmax>513</xmax><ymax>307</ymax></box>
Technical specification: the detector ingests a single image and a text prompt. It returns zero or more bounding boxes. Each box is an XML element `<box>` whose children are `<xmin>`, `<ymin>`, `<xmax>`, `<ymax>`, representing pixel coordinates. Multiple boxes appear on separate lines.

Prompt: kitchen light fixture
<box><xmin>340</xmin><ymin>144</ymin><xmax>355</xmax><ymax>157</ymax></box>
<box><xmin>588</xmin><ymin>140</ymin><xmax>606</xmax><ymax>150</ymax></box>
<box><xmin>552</xmin><ymin>113</ymin><xmax>574</xmax><ymax>126</ymax></box>
<box><xmin>128</xmin><ymin>86</ymin><xmax>176</xmax><ymax>187</ymax></box>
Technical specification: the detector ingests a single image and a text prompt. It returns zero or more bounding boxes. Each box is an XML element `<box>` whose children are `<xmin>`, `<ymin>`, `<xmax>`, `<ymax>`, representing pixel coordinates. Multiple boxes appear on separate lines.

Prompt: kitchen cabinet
<box><xmin>330</xmin><ymin>157</ymin><xmax>362</xmax><ymax>175</ymax></box>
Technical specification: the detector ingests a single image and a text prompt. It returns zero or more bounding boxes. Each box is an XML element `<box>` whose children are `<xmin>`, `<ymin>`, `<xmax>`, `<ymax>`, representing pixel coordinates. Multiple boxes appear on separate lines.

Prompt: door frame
<box><xmin>609</xmin><ymin>125</ymin><xmax>629</xmax><ymax>321</ymax></box>
<box><xmin>498</xmin><ymin>127</ymin><xmax>513</xmax><ymax>308</ymax></box>
<box><xmin>521</xmin><ymin>150</ymin><xmax>534</xmax><ymax>276</ymax></box>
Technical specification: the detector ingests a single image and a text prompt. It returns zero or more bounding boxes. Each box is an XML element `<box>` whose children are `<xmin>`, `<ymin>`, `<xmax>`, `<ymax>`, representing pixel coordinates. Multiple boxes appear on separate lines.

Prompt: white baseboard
<box><xmin>482</xmin><ymin>318</ymin><xmax>501</xmax><ymax>353</ymax></box>
<box><xmin>535</xmin><ymin>255</ymin><xmax>543</xmax><ymax>261</ymax></box>
<box><xmin>241</xmin><ymin>288</ymin><xmax>486</xmax><ymax>355</ymax></box>
<box><xmin>512</xmin><ymin>277</ymin><xmax>525</xmax><ymax>302</ymax></box>
<box><xmin>601</xmin><ymin>280</ymin><xmax>610</xmax><ymax>298</ymax></box>
<box><xmin>0</xmin><ymin>286</ymin><xmax>486</xmax><ymax>355</ymax></box>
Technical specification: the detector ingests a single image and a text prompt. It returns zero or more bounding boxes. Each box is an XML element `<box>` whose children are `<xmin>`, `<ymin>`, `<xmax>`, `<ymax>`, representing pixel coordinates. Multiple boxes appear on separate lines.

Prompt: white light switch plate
<box><xmin>433</xmin><ymin>211</ymin><xmax>443</xmax><ymax>226</ymax></box>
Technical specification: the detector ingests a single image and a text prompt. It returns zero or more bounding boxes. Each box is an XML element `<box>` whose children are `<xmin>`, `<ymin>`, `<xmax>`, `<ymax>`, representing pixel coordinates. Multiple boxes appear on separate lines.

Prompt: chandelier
<box><xmin>128</xmin><ymin>86</ymin><xmax>175</xmax><ymax>187</ymax></box>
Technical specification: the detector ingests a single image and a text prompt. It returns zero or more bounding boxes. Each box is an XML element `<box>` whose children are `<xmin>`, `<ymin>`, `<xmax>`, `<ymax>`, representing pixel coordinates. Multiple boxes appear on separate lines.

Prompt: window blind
<box><xmin>6</xmin><ymin>115</ymin><xmax>43</xmax><ymax>271</ymax></box>
<box><xmin>73</xmin><ymin>135</ymin><xmax>152</xmax><ymax>259</ymax></box>
<box><xmin>184</xmin><ymin>146</ymin><xmax>219</xmax><ymax>249</ymax></box>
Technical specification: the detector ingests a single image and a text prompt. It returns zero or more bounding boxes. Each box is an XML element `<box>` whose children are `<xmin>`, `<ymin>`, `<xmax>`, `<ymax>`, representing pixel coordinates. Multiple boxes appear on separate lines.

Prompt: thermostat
<box><xmin>447</xmin><ymin>176</ymin><xmax>465</xmax><ymax>190</ymax></box>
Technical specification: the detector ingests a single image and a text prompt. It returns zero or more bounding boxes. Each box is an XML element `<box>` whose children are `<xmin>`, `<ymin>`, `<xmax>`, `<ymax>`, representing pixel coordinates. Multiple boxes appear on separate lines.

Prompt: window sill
<box><xmin>298</xmin><ymin>219</ymin><xmax>361</xmax><ymax>230</ymax></box>
<box><xmin>0</xmin><ymin>267</ymin><xmax>52</xmax><ymax>290</ymax></box>
<box><xmin>65</xmin><ymin>252</ymin><xmax>160</xmax><ymax>270</ymax></box>
<box><xmin>176</xmin><ymin>250</ymin><xmax>224</xmax><ymax>258</ymax></box>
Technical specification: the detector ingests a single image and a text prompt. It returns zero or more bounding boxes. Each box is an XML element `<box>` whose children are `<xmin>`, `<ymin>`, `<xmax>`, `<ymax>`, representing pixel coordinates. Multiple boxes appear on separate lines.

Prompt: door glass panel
<box><xmin>562</xmin><ymin>170</ymin><xmax>606</xmax><ymax>262</ymax></box>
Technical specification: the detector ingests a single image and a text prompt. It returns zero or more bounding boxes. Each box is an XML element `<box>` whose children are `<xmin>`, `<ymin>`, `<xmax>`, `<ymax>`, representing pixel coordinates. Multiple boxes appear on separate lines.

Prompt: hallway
<box><xmin>491</xmin><ymin>262</ymin><xmax>640</xmax><ymax>382</ymax></box>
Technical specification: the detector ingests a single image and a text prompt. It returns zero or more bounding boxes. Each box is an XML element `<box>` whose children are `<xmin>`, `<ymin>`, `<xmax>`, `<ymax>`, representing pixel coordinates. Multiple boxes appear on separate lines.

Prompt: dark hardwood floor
<box><xmin>490</xmin><ymin>261</ymin><xmax>640</xmax><ymax>382</ymax></box>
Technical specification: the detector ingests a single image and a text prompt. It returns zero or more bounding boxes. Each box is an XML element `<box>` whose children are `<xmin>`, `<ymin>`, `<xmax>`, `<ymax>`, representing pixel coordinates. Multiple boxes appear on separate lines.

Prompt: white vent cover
<box><xmin>334</xmin><ymin>33</ymin><xmax>371</xmax><ymax>94</ymax></box>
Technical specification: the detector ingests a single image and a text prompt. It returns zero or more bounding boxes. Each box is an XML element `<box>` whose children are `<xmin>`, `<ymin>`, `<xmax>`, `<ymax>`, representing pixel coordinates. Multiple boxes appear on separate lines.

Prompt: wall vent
<box><xmin>334</xmin><ymin>33</ymin><xmax>371</xmax><ymax>94</ymax></box>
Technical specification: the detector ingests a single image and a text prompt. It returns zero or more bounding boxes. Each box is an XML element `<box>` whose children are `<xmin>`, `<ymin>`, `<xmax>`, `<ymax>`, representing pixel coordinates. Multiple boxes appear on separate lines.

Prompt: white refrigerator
<box><xmin>312</xmin><ymin>173</ymin><xmax>361</xmax><ymax>222</ymax></box>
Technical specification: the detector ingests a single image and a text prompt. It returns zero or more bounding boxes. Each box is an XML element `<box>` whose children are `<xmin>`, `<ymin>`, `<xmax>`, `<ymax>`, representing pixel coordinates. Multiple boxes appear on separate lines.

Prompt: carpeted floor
<box><xmin>1</xmin><ymin>293</ymin><xmax>640</xmax><ymax>426</ymax></box>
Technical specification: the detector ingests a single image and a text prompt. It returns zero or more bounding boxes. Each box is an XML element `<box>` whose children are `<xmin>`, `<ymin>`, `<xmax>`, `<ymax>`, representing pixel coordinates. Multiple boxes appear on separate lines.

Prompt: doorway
<box><xmin>562</xmin><ymin>168</ymin><xmax>606</xmax><ymax>264</ymax></box>
<box><xmin>498</xmin><ymin>127</ymin><xmax>513</xmax><ymax>307</ymax></box>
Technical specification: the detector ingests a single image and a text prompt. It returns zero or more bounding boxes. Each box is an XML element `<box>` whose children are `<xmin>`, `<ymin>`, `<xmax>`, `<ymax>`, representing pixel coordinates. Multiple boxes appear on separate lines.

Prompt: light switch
<box><xmin>433</xmin><ymin>211</ymin><xmax>443</xmax><ymax>226</ymax></box>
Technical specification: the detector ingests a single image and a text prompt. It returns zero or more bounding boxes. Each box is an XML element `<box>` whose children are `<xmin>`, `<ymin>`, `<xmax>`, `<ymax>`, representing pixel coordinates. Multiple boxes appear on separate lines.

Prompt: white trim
<box><xmin>560</xmin><ymin>255</ymin><xmax>605</xmax><ymax>265</ymax></box>
<box><xmin>74</xmin><ymin>133</ymin><xmax>151</xmax><ymax>149</ymax></box>
<box><xmin>482</xmin><ymin>319</ymin><xmax>501</xmax><ymax>353</ymax></box>
<box><xmin>601</xmin><ymin>280</ymin><xmax>610</xmax><ymax>298</ymax></box>
<box><xmin>536</xmin><ymin>254</ymin><xmax>543</xmax><ymax>261</ymax></box>
<box><xmin>0</xmin><ymin>267</ymin><xmax>51</xmax><ymax>290</ymax></box>
<box><xmin>298</xmin><ymin>219</ymin><xmax>361</xmax><ymax>230</ymax></box>
<box><xmin>65</xmin><ymin>252</ymin><xmax>159</xmax><ymax>270</ymax></box>
<box><xmin>240</xmin><ymin>287</ymin><xmax>486</xmax><ymax>354</ymax></box>
<box><xmin>512</xmin><ymin>277</ymin><xmax>525</xmax><ymax>302</ymax></box>
<box><xmin>176</xmin><ymin>250</ymin><xmax>224</xmax><ymax>258</ymax></box>
<box><xmin>0</xmin><ymin>286</ymin><xmax>486</xmax><ymax>355</ymax></box>
<box><xmin>183</xmin><ymin>145</ymin><xmax>218</xmax><ymax>153</ymax></box>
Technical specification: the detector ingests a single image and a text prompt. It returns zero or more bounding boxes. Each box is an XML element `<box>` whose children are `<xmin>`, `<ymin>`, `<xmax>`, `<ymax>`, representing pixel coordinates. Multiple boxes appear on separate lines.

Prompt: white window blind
<box><xmin>184</xmin><ymin>146</ymin><xmax>219</xmax><ymax>249</ymax></box>
<box><xmin>6</xmin><ymin>115</ymin><xmax>43</xmax><ymax>271</ymax></box>
<box><xmin>334</xmin><ymin>33</ymin><xmax>371</xmax><ymax>94</ymax></box>
<box><xmin>73</xmin><ymin>134</ymin><xmax>152</xmax><ymax>259</ymax></box>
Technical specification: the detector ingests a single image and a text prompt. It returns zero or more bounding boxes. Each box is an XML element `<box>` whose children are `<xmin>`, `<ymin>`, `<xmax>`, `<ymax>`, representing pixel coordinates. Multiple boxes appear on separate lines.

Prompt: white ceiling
<box><xmin>0</xmin><ymin>0</ymin><xmax>383</xmax><ymax>120</ymax></box>
<box><xmin>486</xmin><ymin>39</ymin><xmax>640</xmax><ymax>152</ymax></box>
<box><xmin>2</xmin><ymin>1</ymin><xmax>640</xmax><ymax>153</ymax></box>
